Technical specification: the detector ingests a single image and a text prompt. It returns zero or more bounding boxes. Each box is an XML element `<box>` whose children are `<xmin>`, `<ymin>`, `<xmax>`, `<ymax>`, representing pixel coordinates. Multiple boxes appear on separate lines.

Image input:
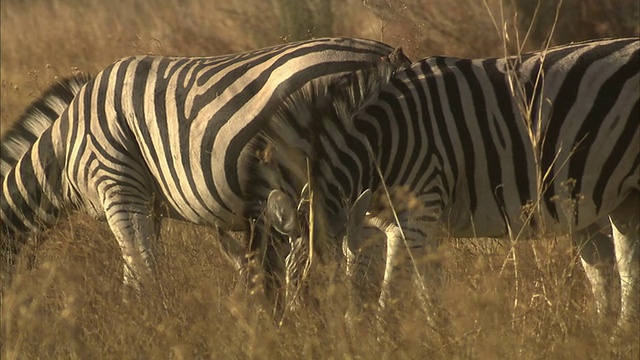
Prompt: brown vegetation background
<box><xmin>1</xmin><ymin>0</ymin><xmax>638</xmax><ymax>358</ymax></box>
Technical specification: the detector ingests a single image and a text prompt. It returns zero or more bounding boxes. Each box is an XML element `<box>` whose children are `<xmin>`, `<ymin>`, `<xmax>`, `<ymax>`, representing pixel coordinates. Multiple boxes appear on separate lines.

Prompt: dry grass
<box><xmin>1</xmin><ymin>0</ymin><xmax>639</xmax><ymax>358</ymax></box>
<box><xmin>3</xmin><ymin>217</ymin><xmax>636</xmax><ymax>358</ymax></box>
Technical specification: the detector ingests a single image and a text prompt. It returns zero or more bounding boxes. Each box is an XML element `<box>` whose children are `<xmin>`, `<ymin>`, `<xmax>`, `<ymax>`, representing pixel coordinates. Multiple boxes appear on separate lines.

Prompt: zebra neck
<box><xmin>1</xmin><ymin>130</ymin><xmax>66</xmax><ymax>235</ymax></box>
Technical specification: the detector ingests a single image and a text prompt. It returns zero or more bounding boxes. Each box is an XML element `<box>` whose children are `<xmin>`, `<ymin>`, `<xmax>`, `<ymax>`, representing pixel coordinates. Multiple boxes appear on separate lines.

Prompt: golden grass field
<box><xmin>1</xmin><ymin>0</ymin><xmax>639</xmax><ymax>358</ymax></box>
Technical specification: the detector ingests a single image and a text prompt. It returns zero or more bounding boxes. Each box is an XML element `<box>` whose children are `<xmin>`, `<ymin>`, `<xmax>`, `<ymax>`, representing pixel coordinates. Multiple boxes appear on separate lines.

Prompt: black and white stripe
<box><xmin>0</xmin><ymin>37</ymin><xmax>398</xmax><ymax>300</ymax></box>
<box><xmin>1</xmin><ymin>74</ymin><xmax>90</xmax><ymax>261</ymax></box>
<box><xmin>259</xmin><ymin>37</ymin><xmax>639</xmax><ymax>326</ymax></box>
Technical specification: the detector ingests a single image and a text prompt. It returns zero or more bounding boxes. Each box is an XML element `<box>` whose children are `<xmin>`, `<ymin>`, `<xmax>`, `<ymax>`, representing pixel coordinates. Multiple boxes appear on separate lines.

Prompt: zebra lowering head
<box><xmin>268</xmin><ymin>186</ymin><xmax>382</xmax><ymax>318</ymax></box>
<box><xmin>265</xmin><ymin>189</ymin><xmax>308</xmax><ymax>314</ymax></box>
<box><xmin>1</xmin><ymin>37</ymin><xmax>402</xmax><ymax>314</ymax></box>
<box><xmin>1</xmin><ymin>74</ymin><xmax>90</xmax><ymax>264</ymax></box>
<box><xmin>243</xmin><ymin>61</ymin><xmax>398</xmax><ymax>316</ymax></box>
<box><xmin>269</xmin><ymin>186</ymin><xmax>387</xmax><ymax>323</ymax></box>
<box><xmin>264</xmin><ymin>38</ymin><xmax>639</xmax><ymax>331</ymax></box>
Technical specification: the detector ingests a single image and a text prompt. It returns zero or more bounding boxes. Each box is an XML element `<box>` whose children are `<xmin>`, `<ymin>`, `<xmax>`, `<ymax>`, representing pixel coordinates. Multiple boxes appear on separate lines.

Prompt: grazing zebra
<box><xmin>254</xmin><ymin>37</ymin><xmax>639</xmax><ymax>327</ymax></box>
<box><xmin>0</xmin><ymin>37</ymin><xmax>400</xmax><ymax>306</ymax></box>
<box><xmin>1</xmin><ymin>74</ymin><xmax>90</xmax><ymax>268</ymax></box>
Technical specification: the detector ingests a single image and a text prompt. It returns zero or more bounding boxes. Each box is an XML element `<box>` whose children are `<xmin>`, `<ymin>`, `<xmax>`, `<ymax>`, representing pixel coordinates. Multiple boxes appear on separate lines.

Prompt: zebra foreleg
<box><xmin>379</xmin><ymin>225</ymin><xmax>418</xmax><ymax>311</ymax></box>
<box><xmin>377</xmin><ymin>216</ymin><xmax>449</xmax><ymax>335</ymax></box>
<box><xmin>244</xmin><ymin>217</ymin><xmax>290</xmax><ymax>320</ymax></box>
<box><xmin>573</xmin><ymin>221</ymin><xmax>617</xmax><ymax>319</ymax></box>
<box><xmin>343</xmin><ymin>216</ymin><xmax>386</xmax><ymax>327</ymax></box>
<box><xmin>609</xmin><ymin>191</ymin><xmax>640</xmax><ymax>329</ymax></box>
<box><xmin>101</xmin><ymin>187</ymin><xmax>160</xmax><ymax>296</ymax></box>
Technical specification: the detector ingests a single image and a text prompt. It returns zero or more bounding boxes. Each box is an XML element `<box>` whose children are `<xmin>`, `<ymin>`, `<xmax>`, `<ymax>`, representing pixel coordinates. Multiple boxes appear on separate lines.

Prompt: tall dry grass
<box><xmin>4</xmin><ymin>217</ymin><xmax>637</xmax><ymax>358</ymax></box>
<box><xmin>1</xmin><ymin>0</ymin><xmax>639</xmax><ymax>358</ymax></box>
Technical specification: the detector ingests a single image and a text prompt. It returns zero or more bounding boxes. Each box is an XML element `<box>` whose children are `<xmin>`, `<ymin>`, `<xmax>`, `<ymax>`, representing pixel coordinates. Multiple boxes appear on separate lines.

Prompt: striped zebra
<box><xmin>1</xmin><ymin>74</ymin><xmax>90</xmax><ymax>267</ymax></box>
<box><xmin>252</xmin><ymin>37</ymin><xmax>640</xmax><ymax>327</ymax></box>
<box><xmin>0</xmin><ymin>37</ymin><xmax>401</xmax><ymax>306</ymax></box>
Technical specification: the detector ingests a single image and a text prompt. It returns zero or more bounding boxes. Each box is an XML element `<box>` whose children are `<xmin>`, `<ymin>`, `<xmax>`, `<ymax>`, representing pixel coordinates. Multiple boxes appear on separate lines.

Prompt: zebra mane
<box><xmin>1</xmin><ymin>73</ymin><xmax>90</xmax><ymax>181</ymax></box>
<box><xmin>268</xmin><ymin>61</ymin><xmax>397</xmax><ymax>142</ymax></box>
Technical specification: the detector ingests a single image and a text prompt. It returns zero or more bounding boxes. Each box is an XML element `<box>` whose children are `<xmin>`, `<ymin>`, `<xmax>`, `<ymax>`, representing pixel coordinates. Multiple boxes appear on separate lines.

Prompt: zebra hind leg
<box><xmin>343</xmin><ymin>216</ymin><xmax>386</xmax><ymax>329</ymax></box>
<box><xmin>609</xmin><ymin>190</ymin><xmax>639</xmax><ymax>330</ymax></box>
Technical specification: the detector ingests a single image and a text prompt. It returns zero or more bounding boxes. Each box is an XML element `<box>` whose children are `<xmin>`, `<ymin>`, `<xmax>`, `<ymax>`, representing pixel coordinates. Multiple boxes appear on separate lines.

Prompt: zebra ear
<box><xmin>348</xmin><ymin>189</ymin><xmax>372</xmax><ymax>232</ymax></box>
<box><xmin>266</xmin><ymin>189</ymin><xmax>301</xmax><ymax>238</ymax></box>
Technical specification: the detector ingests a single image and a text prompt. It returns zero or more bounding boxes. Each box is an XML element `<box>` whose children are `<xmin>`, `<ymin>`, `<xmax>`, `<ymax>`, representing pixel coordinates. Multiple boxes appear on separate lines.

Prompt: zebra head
<box><xmin>267</xmin><ymin>185</ymin><xmax>388</xmax><ymax>315</ymax></box>
<box><xmin>266</xmin><ymin>188</ymin><xmax>303</xmax><ymax>241</ymax></box>
<box><xmin>342</xmin><ymin>189</ymin><xmax>391</xmax><ymax>313</ymax></box>
<box><xmin>1</xmin><ymin>74</ymin><xmax>90</xmax><ymax>271</ymax></box>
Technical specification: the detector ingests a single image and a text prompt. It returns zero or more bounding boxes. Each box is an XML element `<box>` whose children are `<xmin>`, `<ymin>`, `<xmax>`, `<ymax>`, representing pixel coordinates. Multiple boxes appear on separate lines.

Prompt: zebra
<box><xmin>251</xmin><ymin>37</ymin><xmax>639</xmax><ymax>328</ymax></box>
<box><xmin>1</xmin><ymin>74</ymin><xmax>90</xmax><ymax>267</ymax></box>
<box><xmin>0</xmin><ymin>37</ymin><xmax>402</xmax><ymax>308</ymax></box>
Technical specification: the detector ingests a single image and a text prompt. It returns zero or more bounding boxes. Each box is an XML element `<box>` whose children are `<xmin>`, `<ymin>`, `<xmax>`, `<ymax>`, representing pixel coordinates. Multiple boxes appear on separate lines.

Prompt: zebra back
<box><xmin>271</xmin><ymin>37</ymin><xmax>639</xmax><ymax>238</ymax></box>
